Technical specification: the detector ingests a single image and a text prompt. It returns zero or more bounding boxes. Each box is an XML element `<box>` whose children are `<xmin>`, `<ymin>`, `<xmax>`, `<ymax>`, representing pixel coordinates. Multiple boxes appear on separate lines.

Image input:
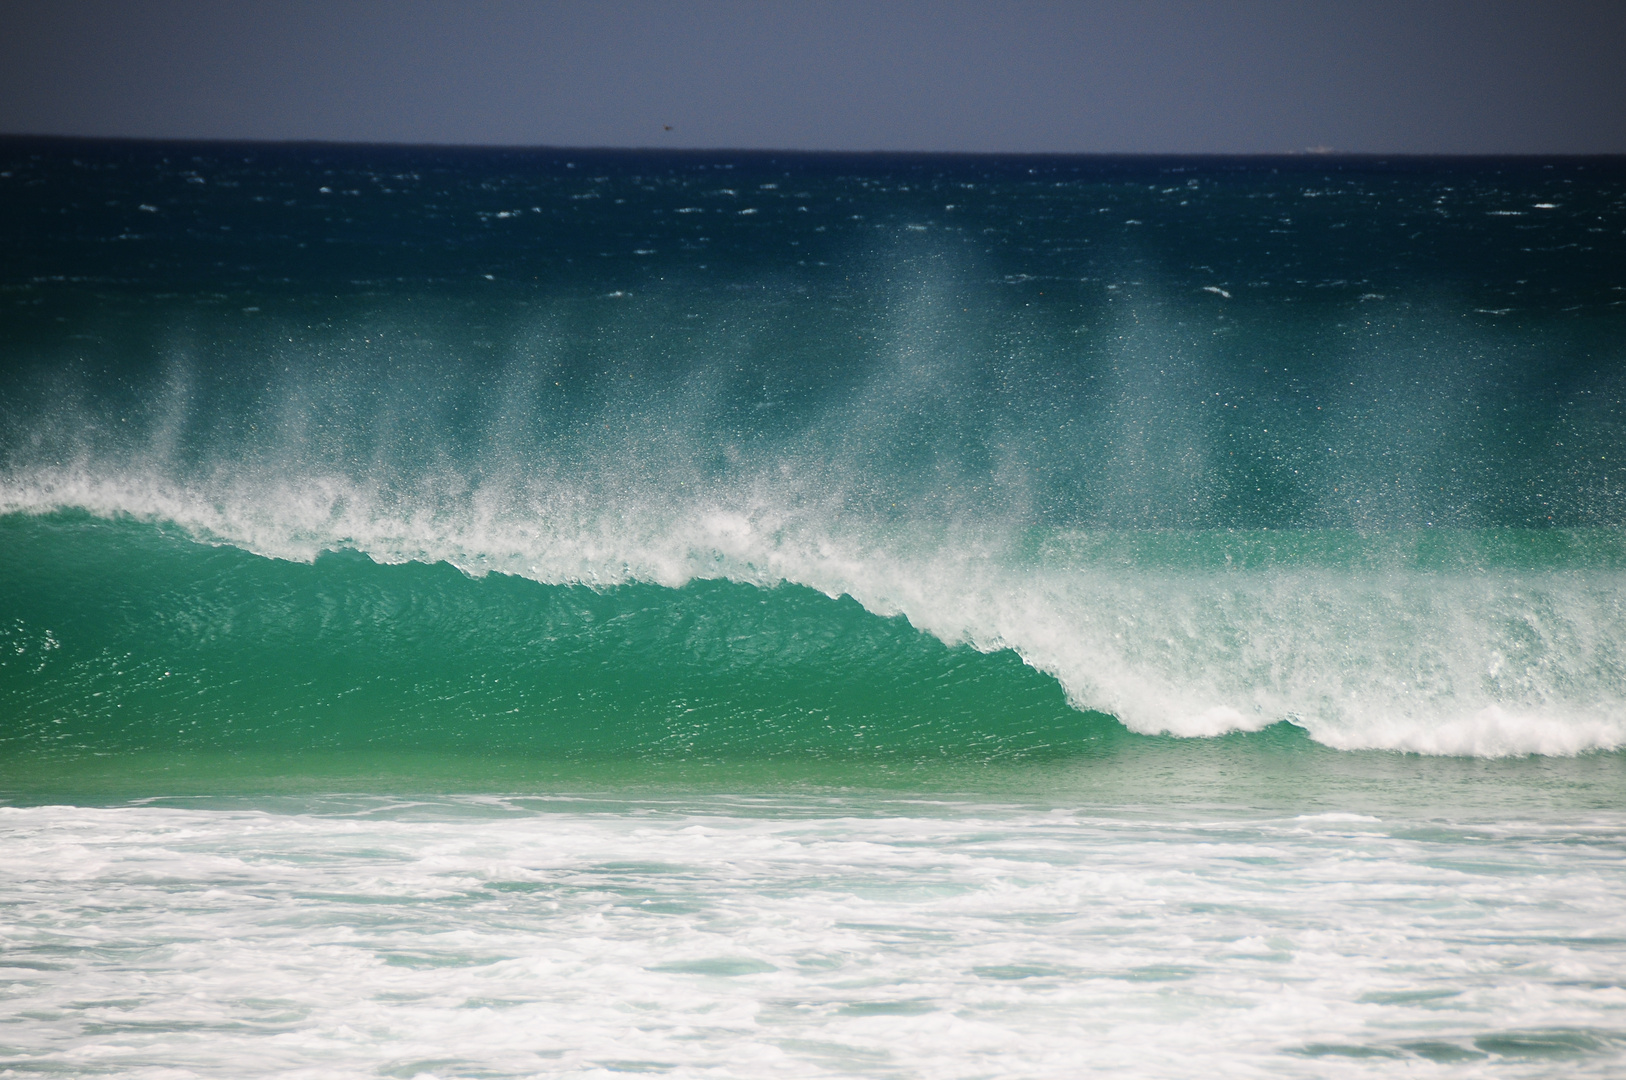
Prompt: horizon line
<box><xmin>3</xmin><ymin>132</ymin><xmax>1623</xmax><ymax>160</ymax></box>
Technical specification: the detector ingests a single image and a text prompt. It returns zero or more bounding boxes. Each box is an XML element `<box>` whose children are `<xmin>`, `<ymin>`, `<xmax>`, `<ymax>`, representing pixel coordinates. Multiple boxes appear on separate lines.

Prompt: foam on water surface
<box><xmin>3</xmin><ymin>796</ymin><xmax>1625</xmax><ymax>1079</ymax></box>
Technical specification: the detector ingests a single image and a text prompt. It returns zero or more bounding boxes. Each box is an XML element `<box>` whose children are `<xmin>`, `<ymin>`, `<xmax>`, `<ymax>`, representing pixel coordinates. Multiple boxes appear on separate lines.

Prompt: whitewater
<box><xmin>2</xmin><ymin>139</ymin><xmax>1625</xmax><ymax>1077</ymax></box>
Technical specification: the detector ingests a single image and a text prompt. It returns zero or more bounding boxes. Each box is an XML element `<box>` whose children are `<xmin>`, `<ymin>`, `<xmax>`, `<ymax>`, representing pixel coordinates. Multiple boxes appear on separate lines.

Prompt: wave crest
<box><xmin>4</xmin><ymin>471</ymin><xmax>1624</xmax><ymax>758</ymax></box>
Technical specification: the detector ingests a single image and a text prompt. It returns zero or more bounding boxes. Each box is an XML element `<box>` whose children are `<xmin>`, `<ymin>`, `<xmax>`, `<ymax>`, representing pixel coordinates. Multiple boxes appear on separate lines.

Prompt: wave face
<box><xmin>0</xmin><ymin>513</ymin><xmax>1099</xmax><ymax>760</ymax></box>
<box><xmin>3</xmin><ymin>140</ymin><xmax>1626</xmax><ymax>759</ymax></box>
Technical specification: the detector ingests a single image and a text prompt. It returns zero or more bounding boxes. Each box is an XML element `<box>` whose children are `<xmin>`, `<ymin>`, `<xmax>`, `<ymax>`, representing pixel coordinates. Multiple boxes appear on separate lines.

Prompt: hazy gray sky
<box><xmin>2</xmin><ymin>0</ymin><xmax>1622</xmax><ymax>153</ymax></box>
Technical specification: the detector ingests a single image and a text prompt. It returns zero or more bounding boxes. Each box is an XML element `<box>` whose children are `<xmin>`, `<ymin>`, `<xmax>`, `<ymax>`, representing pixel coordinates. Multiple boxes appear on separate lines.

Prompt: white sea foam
<box><xmin>2</xmin><ymin>798</ymin><xmax>1624</xmax><ymax>1078</ymax></box>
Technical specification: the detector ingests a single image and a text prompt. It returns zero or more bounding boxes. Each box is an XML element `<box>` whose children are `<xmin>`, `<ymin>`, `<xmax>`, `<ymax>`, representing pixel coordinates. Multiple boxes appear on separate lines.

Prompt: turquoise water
<box><xmin>2</xmin><ymin>140</ymin><xmax>1625</xmax><ymax>1076</ymax></box>
<box><xmin>5</xmin><ymin>511</ymin><xmax>1626</xmax><ymax>768</ymax></box>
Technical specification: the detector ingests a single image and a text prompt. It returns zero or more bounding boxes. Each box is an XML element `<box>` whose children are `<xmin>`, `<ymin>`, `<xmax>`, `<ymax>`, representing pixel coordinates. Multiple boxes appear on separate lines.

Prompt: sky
<box><xmin>1</xmin><ymin>0</ymin><xmax>1623</xmax><ymax>154</ymax></box>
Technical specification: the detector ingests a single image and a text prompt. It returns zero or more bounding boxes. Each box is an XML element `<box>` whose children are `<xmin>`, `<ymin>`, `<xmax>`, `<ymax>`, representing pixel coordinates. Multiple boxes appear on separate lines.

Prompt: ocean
<box><xmin>2</xmin><ymin>138</ymin><xmax>1624</xmax><ymax>1077</ymax></box>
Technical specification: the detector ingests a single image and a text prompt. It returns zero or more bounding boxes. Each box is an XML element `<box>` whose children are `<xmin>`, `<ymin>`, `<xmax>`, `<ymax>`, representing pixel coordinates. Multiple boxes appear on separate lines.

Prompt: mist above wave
<box><xmin>3</xmin><ymin>285</ymin><xmax>1625</xmax><ymax>758</ymax></box>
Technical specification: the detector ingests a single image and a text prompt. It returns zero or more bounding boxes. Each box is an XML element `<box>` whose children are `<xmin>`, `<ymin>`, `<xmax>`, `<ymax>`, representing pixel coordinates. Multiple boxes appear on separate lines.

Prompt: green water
<box><xmin>6</xmin><ymin>507</ymin><xmax>1624</xmax><ymax>817</ymax></box>
<box><xmin>8</xmin><ymin>741</ymin><xmax>1625</xmax><ymax>819</ymax></box>
<box><xmin>1</xmin><ymin>512</ymin><xmax>1108</xmax><ymax>762</ymax></box>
